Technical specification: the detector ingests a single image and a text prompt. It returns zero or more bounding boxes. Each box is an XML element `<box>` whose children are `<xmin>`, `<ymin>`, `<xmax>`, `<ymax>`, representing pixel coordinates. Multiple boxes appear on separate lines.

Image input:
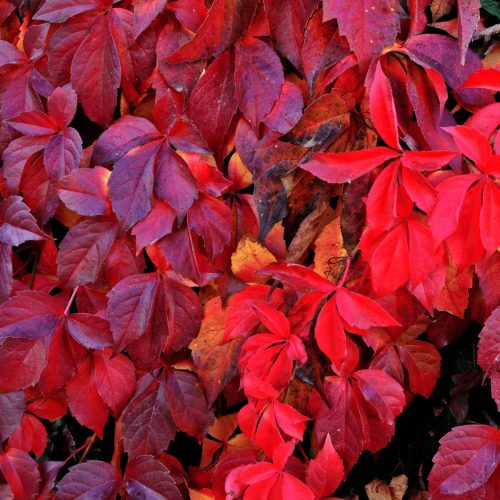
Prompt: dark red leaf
<box><xmin>124</xmin><ymin>455</ymin><xmax>183</xmax><ymax>499</ymax></box>
<box><xmin>55</xmin><ymin>460</ymin><xmax>121</xmax><ymax>500</ymax></box>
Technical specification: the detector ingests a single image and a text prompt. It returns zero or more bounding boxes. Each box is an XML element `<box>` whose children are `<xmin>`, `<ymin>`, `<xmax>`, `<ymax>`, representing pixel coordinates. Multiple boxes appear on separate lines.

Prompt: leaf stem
<box><xmin>64</xmin><ymin>286</ymin><xmax>80</xmax><ymax>315</ymax></box>
<box><xmin>78</xmin><ymin>433</ymin><xmax>97</xmax><ymax>463</ymax></box>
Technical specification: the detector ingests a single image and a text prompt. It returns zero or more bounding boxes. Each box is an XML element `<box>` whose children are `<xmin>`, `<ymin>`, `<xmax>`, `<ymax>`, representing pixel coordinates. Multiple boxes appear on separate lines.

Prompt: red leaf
<box><xmin>154</xmin><ymin>145</ymin><xmax>198</xmax><ymax>217</ymax></box>
<box><xmin>260</xmin><ymin>262</ymin><xmax>335</xmax><ymax>293</ymax></box>
<box><xmin>7</xmin><ymin>413</ymin><xmax>48</xmax><ymax>458</ymax></box>
<box><xmin>263</xmin><ymin>81</ymin><xmax>304</xmax><ymax>134</ymax></box>
<box><xmin>301</xmin><ymin>147</ymin><xmax>400</xmax><ymax>184</ymax></box>
<box><xmin>428</xmin><ymin>425</ymin><xmax>500</xmax><ymax>499</ymax></box>
<box><xmin>131</xmin><ymin>200</ymin><xmax>176</xmax><ymax>252</ymax></box>
<box><xmin>0</xmin><ymin>391</ymin><xmax>25</xmax><ymax>443</ymax></box>
<box><xmin>234</xmin><ymin>36</ymin><xmax>284</xmax><ymax>129</ymax></box>
<box><xmin>478</xmin><ymin>307</ymin><xmax>500</xmax><ymax>411</ymax></box>
<box><xmin>165</xmin><ymin>369</ymin><xmax>214</xmax><ymax>440</ymax></box>
<box><xmin>0</xmin><ymin>291</ymin><xmax>63</xmax><ymax>341</ymax></box>
<box><xmin>34</xmin><ymin>0</ymin><xmax>100</xmax><ymax>23</ymax></box>
<box><xmin>0</xmin><ymin>196</ymin><xmax>47</xmax><ymax>246</ymax></box>
<box><xmin>370</xmin><ymin>61</ymin><xmax>400</xmax><ymax>150</ymax></box>
<box><xmin>0</xmin><ymin>448</ymin><xmax>41</xmax><ymax>500</ymax></box>
<box><xmin>324</xmin><ymin>0</ymin><xmax>402</xmax><ymax>70</ymax></box>
<box><xmin>224</xmin><ymin>284</ymin><xmax>284</xmax><ymax>340</ymax></box>
<box><xmin>57</xmin><ymin>217</ymin><xmax>118</xmax><ymax>288</ymax></box>
<box><xmin>0</xmin><ymin>339</ymin><xmax>47</xmax><ymax>392</ymax></box>
<box><xmin>121</xmin><ymin>375</ymin><xmax>176</xmax><ymax>458</ymax></box>
<box><xmin>124</xmin><ymin>455</ymin><xmax>183</xmax><ymax>499</ymax></box>
<box><xmin>397</xmin><ymin>340</ymin><xmax>441</xmax><ymax>397</ymax></box>
<box><xmin>108</xmin><ymin>272</ymin><xmax>202</xmax><ymax>361</ymax></box>
<box><xmin>302</xmin><ymin>9</ymin><xmax>350</xmax><ymax>93</ymax></box>
<box><xmin>306</xmin><ymin>434</ymin><xmax>344</xmax><ymax>498</ymax></box>
<box><xmin>66</xmin><ymin>356</ymin><xmax>109</xmax><ymax>437</ymax></box>
<box><xmin>56</xmin><ymin>167</ymin><xmax>112</xmax><ymax>217</ymax></box>
<box><xmin>132</xmin><ymin>0</ymin><xmax>168</xmax><ymax>39</ymax></box>
<box><xmin>93</xmin><ymin>348</ymin><xmax>136</xmax><ymax>416</ymax></box>
<box><xmin>55</xmin><ymin>460</ymin><xmax>121</xmax><ymax>500</ymax></box>
<box><xmin>315</xmin><ymin>297</ymin><xmax>348</xmax><ymax>371</ymax></box>
<box><xmin>263</xmin><ymin>0</ymin><xmax>316</xmax><ymax>70</ymax></box>
<box><xmin>70</xmin><ymin>13</ymin><xmax>121</xmax><ymax>127</ymax></box>
<box><xmin>444</xmin><ymin>125</ymin><xmax>492</xmax><ymax>172</ymax></box>
<box><xmin>8</xmin><ymin>110</ymin><xmax>58</xmax><ymax>136</ymax></box>
<box><xmin>461</xmin><ymin>68</ymin><xmax>500</xmax><ymax>91</ymax></box>
<box><xmin>187</xmin><ymin>50</ymin><xmax>238</xmax><ymax>163</ymax></box>
<box><xmin>335</xmin><ymin>288</ymin><xmax>401</xmax><ymax>330</ymax></box>
<box><xmin>0</xmin><ymin>243</ymin><xmax>12</xmax><ymax>304</ymax></box>
<box><xmin>313</xmin><ymin>369</ymin><xmax>405</xmax><ymax>470</ymax></box>
<box><xmin>92</xmin><ymin>115</ymin><xmax>161</xmax><ymax>165</ymax></box>
<box><xmin>167</xmin><ymin>0</ymin><xmax>256</xmax><ymax>64</ymax></box>
<box><xmin>108</xmin><ymin>139</ymin><xmax>159</xmax><ymax>230</ymax></box>
<box><xmin>1</xmin><ymin>136</ymin><xmax>48</xmax><ymax>193</ymax></box>
<box><xmin>47</xmin><ymin>84</ymin><xmax>78</xmax><ymax>129</ymax></box>
<box><xmin>188</xmin><ymin>194</ymin><xmax>232</xmax><ymax>260</ymax></box>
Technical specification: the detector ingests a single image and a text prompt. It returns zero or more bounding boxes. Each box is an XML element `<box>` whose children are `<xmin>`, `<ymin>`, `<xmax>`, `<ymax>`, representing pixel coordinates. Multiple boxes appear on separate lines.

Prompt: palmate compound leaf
<box><xmin>92</xmin><ymin>114</ymin><xmax>198</xmax><ymax>227</ymax></box>
<box><xmin>428</xmin><ymin>424</ymin><xmax>500</xmax><ymax>499</ymax></box>
<box><xmin>107</xmin><ymin>272</ymin><xmax>202</xmax><ymax>368</ymax></box>
<box><xmin>312</xmin><ymin>368</ymin><xmax>406</xmax><ymax>471</ymax></box>
<box><xmin>225</xmin><ymin>441</ymin><xmax>315</xmax><ymax>499</ymax></box>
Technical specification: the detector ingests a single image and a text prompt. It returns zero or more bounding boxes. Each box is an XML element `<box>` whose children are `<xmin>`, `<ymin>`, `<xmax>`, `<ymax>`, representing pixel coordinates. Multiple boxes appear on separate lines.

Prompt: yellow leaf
<box><xmin>231</xmin><ymin>235</ymin><xmax>277</xmax><ymax>283</ymax></box>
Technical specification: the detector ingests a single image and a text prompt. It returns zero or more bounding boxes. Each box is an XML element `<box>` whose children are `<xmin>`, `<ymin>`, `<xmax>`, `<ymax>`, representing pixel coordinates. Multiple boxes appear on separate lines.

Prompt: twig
<box><xmin>472</xmin><ymin>24</ymin><xmax>500</xmax><ymax>42</ymax></box>
<box><xmin>78</xmin><ymin>433</ymin><xmax>97</xmax><ymax>463</ymax></box>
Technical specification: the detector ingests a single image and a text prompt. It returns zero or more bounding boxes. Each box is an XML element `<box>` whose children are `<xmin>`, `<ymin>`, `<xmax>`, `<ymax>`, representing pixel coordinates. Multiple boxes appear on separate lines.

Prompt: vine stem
<box><xmin>78</xmin><ymin>433</ymin><xmax>97</xmax><ymax>463</ymax></box>
<box><xmin>64</xmin><ymin>286</ymin><xmax>80</xmax><ymax>315</ymax></box>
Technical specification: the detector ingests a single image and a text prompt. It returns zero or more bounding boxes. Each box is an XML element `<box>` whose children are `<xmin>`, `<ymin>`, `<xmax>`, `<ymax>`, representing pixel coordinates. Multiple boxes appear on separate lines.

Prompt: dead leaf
<box><xmin>314</xmin><ymin>216</ymin><xmax>348</xmax><ymax>282</ymax></box>
<box><xmin>231</xmin><ymin>235</ymin><xmax>277</xmax><ymax>283</ymax></box>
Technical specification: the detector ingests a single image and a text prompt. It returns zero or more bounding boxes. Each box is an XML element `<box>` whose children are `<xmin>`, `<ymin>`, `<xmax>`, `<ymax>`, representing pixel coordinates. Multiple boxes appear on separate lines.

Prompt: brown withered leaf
<box><xmin>286</xmin><ymin>199</ymin><xmax>333</xmax><ymax>264</ymax></box>
<box><xmin>280</xmin><ymin>90</ymin><xmax>355</xmax><ymax>148</ymax></box>
<box><xmin>365</xmin><ymin>475</ymin><xmax>408</xmax><ymax>500</ymax></box>
<box><xmin>189</xmin><ymin>297</ymin><xmax>243</xmax><ymax>406</ymax></box>
<box><xmin>314</xmin><ymin>217</ymin><xmax>348</xmax><ymax>283</ymax></box>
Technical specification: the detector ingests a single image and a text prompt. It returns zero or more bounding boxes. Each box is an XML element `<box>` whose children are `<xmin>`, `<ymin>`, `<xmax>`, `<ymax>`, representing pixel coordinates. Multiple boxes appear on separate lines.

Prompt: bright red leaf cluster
<box><xmin>0</xmin><ymin>0</ymin><xmax>499</xmax><ymax>498</ymax></box>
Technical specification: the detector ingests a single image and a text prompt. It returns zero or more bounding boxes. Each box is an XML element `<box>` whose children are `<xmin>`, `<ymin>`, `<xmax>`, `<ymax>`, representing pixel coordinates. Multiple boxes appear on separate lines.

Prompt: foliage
<box><xmin>0</xmin><ymin>0</ymin><xmax>499</xmax><ymax>498</ymax></box>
